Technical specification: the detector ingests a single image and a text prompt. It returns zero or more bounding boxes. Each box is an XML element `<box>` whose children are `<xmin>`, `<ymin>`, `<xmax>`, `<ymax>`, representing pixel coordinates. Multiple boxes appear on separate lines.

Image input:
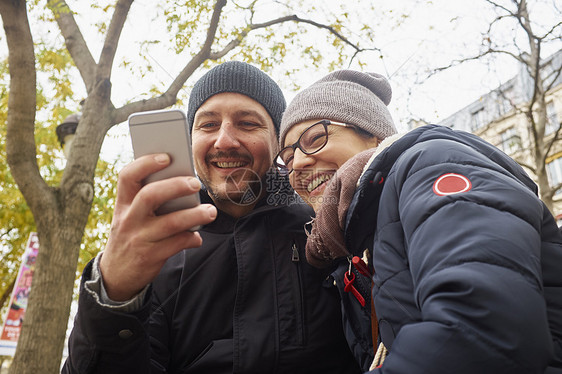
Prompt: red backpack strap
<box><xmin>371</xmin><ymin>289</ymin><xmax>378</xmax><ymax>353</ymax></box>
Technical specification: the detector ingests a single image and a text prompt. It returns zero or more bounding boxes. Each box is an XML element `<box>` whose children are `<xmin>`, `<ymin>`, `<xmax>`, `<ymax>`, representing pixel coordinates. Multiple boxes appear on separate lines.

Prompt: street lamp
<box><xmin>55</xmin><ymin>113</ymin><xmax>81</xmax><ymax>158</ymax></box>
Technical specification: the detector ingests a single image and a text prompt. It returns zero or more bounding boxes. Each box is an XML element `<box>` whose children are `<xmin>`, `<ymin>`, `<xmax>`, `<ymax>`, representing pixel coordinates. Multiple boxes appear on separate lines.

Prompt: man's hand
<box><xmin>99</xmin><ymin>153</ymin><xmax>217</xmax><ymax>301</ymax></box>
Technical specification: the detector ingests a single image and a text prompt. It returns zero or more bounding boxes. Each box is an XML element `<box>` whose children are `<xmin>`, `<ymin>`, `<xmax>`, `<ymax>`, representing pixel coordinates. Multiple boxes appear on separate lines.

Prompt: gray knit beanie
<box><xmin>279</xmin><ymin>70</ymin><xmax>397</xmax><ymax>145</ymax></box>
<box><xmin>187</xmin><ymin>61</ymin><xmax>286</xmax><ymax>134</ymax></box>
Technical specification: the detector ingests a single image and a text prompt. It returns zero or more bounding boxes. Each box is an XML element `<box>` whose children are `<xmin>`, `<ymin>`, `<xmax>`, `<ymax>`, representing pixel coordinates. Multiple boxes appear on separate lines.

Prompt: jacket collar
<box><xmin>343</xmin><ymin>125</ymin><xmax>436</xmax><ymax>253</ymax></box>
<box><xmin>343</xmin><ymin>123</ymin><xmax>538</xmax><ymax>253</ymax></box>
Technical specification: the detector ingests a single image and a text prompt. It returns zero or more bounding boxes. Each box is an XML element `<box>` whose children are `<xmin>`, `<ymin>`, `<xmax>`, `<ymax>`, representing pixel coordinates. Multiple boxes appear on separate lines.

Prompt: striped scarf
<box><xmin>304</xmin><ymin>148</ymin><xmax>377</xmax><ymax>267</ymax></box>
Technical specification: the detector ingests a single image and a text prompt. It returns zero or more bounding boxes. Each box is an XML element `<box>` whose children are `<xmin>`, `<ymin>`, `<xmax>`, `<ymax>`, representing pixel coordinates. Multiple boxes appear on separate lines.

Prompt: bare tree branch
<box><xmin>429</xmin><ymin>48</ymin><xmax>525</xmax><ymax>78</ymax></box>
<box><xmin>47</xmin><ymin>0</ymin><xmax>97</xmax><ymax>91</ymax></box>
<box><xmin>0</xmin><ymin>275</ymin><xmax>16</xmax><ymax>312</ymax></box>
<box><xmin>262</xmin><ymin>15</ymin><xmax>364</xmax><ymax>52</ymax></box>
<box><xmin>483</xmin><ymin>0</ymin><xmax>516</xmax><ymax>16</ymax></box>
<box><xmin>98</xmin><ymin>0</ymin><xmax>134</xmax><ymax>79</ymax></box>
<box><xmin>209</xmin><ymin>14</ymin><xmax>377</xmax><ymax>62</ymax></box>
<box><xmin>516</xmin><ymin>3</ymin><xmax>544</xmax><ymax>159</ymax></box>
<box><xmin>483</xmin><ymin>2</ymin><xmax>516</xmax><ymax>41</ymax></box>
<box><xmin>540</xmin><ymin>21</ymin><xmax>562</xmax><ymax>40</ymax></box>
<box><xmin>0</xmin><ymin>0</ymin><xmax>51</xmax><ymax>208</ymax></box>
<box><xmin>514</xmin><ymin>159</ymin><xmax>537</xmax><ymax>173</ymax></box>
<box><xmin>542</xmin><ymin>59</ymin><xmax>562</xmax><ymax>93</ymax></box>
<box><xmin>114</xmin><ymin>4</ymin><xmax>372</xmax><ymax>124</ymax></box>
<box><xmin>527</xmin><ymin>45</ymin><xmax>541</xmax><ymax>125</ymax></box>
<box><xmin>113</xmin><ymin>0</ymin><xmax>227</xmax><ymax>123</ymax></box>
<box><xmin>544</xmin><ymin>122</ymin><xmax>562</xmax><ymax>163</ymax></box>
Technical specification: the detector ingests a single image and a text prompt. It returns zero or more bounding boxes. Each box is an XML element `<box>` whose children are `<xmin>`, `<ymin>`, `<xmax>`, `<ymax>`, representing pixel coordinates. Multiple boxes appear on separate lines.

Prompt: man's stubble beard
<box><xmin>201</xmin><ymin>169</ymin><xmax>264</xmax><ymax>206</ymax></box>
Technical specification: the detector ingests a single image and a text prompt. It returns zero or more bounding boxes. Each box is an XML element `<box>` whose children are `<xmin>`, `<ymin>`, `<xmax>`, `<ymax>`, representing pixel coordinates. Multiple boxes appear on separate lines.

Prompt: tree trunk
<box><xmin>0</xmin><ymin>1</ymin><xmax>101</xmax><ymax>371</ymax></box>
<box><xmin>516</xmin><ymin>0</ymin><xmax>557</xmax><ymax>214</ymax></box>
<box><xmin>9</xmin><ymin>220</ymin><xmax>84</xmax><ymax>373</ymax></box>
<box><xmin>7</xmin><ymin>82</ymin><xmax>110</xmax><ymax>374</ymax></box>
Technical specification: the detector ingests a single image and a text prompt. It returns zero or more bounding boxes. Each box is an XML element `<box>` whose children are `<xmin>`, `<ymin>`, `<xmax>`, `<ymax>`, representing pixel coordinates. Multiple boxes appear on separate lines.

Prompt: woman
<box><xmin>276</xmin><ymin>70</ymin><xmax>562</xmax><ymax>373</ymax></box>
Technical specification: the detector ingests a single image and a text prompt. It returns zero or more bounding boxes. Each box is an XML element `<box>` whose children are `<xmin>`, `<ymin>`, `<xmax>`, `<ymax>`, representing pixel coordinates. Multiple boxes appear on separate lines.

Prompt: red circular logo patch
<box><xmin>433</xmin><ymin>173</ymin><xmax>472</xmax><ymax>196</ymax></box>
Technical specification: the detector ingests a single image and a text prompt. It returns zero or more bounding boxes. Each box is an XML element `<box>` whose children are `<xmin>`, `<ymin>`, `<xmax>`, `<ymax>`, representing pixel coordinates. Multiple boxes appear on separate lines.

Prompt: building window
<box><xmin>498</xmin><ymin>97</ymin><xmax>512</xmax><ymax>116</ymax></box>
<box><xmin>545</xmin><ymin>101</ymin><xmax>559</xmax><ymax>135</ymax></box>
<box><xmin>471</xmin><ymin>108</ymin><xmax>485</xmax><ymax>131</ymax></box>
<box><xmin>546</xmin><ymin>157</ymin><xmax>562</xmax><ymax>194</ymax></box>
<box><xmin>497</xmin><ymin>86</ymin><xmax>513</xmax><ymax>116</ymax></box>
<box><xmin>498</xmin><ymin>127</ymin><xmax>521</xmax><ymax>154</ymax></box>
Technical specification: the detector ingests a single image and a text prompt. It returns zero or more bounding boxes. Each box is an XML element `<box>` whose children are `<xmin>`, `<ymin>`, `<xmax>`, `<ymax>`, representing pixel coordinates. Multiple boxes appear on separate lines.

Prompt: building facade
<box><xmin>436</xmin><ymin>49</ymin><xmax>562</xmax><ymax>220</ymax></box>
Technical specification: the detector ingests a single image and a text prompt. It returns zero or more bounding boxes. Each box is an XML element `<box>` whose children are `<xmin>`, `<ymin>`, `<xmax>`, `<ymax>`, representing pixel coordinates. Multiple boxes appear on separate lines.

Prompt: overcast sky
<box><xmin>97</xmin><ymin>0</ymin><xmax>513</xmax><ymax>162</ymax></box>
<box><xmin>5</xmin><ymin>0</ymin><xmax>558</xmax><ymax>163</ymax></box>
<box><xmin>115</xmin><ymin>2</ymin><xmax>555</xmax><ymax>116</ymax></box>
<box><xmin>107</xmin><ymin>0</ymin><xmax>509</xmax><ymax>122</ymax></box>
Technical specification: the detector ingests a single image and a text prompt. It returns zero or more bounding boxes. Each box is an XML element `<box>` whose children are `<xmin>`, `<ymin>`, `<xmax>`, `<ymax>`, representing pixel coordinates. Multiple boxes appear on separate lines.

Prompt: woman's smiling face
<box><xmin>282</xmin><ymin>119</ymin><xmax>379</xmax><ymax>211</ymax></box>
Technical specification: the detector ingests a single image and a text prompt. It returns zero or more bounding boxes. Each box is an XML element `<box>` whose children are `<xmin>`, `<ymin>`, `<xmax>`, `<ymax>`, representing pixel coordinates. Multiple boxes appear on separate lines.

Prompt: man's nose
<box><xmin>214</xmin><ymin>123</ymin><xmax>241</xmax><ymax>149</ymax></box>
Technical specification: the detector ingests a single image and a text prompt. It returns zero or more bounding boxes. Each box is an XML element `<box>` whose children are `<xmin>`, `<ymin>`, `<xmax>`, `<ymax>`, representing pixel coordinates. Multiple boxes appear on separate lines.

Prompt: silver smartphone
<box><xmin>128</xmin><ymin>109</ymin><xmax>201</xmax><ymax>222</ymax></box>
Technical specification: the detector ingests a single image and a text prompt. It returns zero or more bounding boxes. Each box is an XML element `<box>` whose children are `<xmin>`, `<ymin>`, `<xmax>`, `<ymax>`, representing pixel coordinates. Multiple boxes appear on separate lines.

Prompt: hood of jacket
<box><xmin>344</xmin><ymin>124</ymin><xmax>537</xmax><ymax>254</ymax></box>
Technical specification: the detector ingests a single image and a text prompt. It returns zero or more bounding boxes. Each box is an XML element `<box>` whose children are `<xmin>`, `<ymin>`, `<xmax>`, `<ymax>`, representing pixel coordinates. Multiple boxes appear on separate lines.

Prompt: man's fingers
<box><xmin>131</xmin><ymin>176</ymin><xmax>202</xmax><ymax>218</ymax></box>
<box><xmin>116</xmin><ymin>154</ymin><xmax>171</xmax><ymax>206</ymax></box>
<box><xmin>143</xmin><ymin>229</ymin><xmax>205</xmax><ymax>263</ymax></box>
<box><xmin>144</xmin><ymin>204</ymin><xmax>217</xmax><ymax>242</ymax></box>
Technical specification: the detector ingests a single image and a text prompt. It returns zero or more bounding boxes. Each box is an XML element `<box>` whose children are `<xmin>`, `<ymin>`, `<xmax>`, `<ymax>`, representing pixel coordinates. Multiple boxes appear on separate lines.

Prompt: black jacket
<box><xmin>337</xmin><ymin>125</ymin><xmax>562</xmax><ymax>373</ymax></box>
<box><xmin>62</xmin><ymin>187</ymin><xmax>360</xmax><ymax>373</ymax></box>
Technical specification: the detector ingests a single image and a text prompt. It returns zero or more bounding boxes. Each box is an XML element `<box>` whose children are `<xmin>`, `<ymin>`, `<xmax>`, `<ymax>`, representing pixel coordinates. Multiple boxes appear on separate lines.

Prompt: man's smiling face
<box><xmin>191</xmin><ymin>92</ymin><xmax>278</xmax><ymax>215</ymax></box>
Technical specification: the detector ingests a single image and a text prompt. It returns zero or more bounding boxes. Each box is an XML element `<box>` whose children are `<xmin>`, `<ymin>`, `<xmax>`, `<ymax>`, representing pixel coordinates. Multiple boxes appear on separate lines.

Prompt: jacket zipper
<box><xmin>291</xmin><ymin>243</ymin><xmax>300</xmax><ymax>262</ymax></box>
<box><xmin>292</xmin><ymin>241</ymin><xmax>306</xmax><ymax>347</ymax></box>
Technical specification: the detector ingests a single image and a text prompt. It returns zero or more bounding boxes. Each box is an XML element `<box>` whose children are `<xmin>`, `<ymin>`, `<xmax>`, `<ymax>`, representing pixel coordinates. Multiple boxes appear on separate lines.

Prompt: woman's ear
<box><xmin>369</xmin><ymin>136</ymin><xmax>381</xmax><ymax>148</ymax></box>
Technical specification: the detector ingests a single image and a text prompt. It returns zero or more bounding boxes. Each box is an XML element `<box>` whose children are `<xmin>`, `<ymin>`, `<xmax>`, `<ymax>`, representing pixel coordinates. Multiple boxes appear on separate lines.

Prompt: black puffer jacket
<box><xmin>338</xmin><ymin>125</ymin><xmax>562</xmax><ymax>373</ymax></box>
<box><xmin>62</xmin><ymin>188</ymin><xmax>360</xmax><ymax>374</ymax></box>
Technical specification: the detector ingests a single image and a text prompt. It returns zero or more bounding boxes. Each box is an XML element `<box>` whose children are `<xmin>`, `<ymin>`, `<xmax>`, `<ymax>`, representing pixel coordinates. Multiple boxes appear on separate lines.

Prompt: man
<box><xmin>62</xmin><ymin>61</ymin><xmax>360</xmax><ymax>373</ymax></box>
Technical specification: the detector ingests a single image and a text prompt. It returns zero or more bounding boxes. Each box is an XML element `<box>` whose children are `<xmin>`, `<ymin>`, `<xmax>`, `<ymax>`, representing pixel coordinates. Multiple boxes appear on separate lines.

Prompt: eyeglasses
<box><xmin>275</xmin><ymin>120</ymin><xmax>353</xmax><ymax>175</ymax></box>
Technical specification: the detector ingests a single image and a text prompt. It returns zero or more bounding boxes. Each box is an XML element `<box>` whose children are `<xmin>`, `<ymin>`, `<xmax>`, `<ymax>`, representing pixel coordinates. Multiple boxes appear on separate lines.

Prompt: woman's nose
<box><xmin>292</xmin><ymin>148</ymin><xmax>314</xmax><ymax>171</ymax></box>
